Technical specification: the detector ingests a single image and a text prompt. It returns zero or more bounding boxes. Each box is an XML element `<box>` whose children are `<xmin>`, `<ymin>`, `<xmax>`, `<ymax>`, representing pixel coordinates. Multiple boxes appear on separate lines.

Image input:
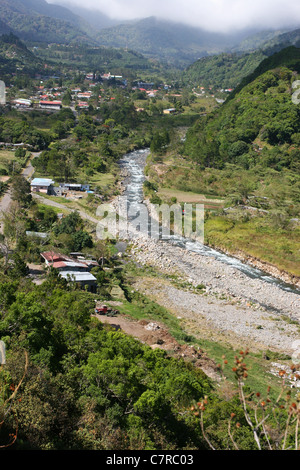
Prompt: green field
<box><xmin>0</xmin><ymin>149</ymin><xmax>16</xmax><ymax>172</ymax></box>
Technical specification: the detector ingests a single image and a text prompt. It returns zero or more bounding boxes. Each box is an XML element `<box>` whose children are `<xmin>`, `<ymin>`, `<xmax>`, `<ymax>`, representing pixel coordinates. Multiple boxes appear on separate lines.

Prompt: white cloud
<box><xmin>53</xmin><ymin>0</ymin><xmax>300</xmax><ymax>32</ymax></box>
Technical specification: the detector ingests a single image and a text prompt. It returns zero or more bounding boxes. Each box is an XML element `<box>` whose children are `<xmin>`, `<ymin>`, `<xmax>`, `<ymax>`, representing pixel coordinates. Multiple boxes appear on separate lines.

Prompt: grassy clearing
<box><xmin>204</xmin><ymin>216</ymin><xmax>300</xmax><ymax>277</ymax></box>
<box><xmin>157</xmin><ymin>187</ymin><xmax>224</xmax><ymax>208</ymax></box>
<box><xmin>85</xmin><ymin>171</ymin><xmax>116</xmax><ymax>190</ymax></box>
<box><xmin>0</xmin><ymin>149</ymin><xmax>17</xmax><ymax>171</ymax></box>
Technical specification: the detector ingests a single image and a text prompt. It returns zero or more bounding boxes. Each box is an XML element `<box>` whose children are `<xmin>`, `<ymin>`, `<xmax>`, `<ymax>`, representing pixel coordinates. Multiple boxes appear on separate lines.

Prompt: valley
<box><xmin>0</xmin><ymin>0</ymin><xmax>299</xmax><ymax>453</ymax></box>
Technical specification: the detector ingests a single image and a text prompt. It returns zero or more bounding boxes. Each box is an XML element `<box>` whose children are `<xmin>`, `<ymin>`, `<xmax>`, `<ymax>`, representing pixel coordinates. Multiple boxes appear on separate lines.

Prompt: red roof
<box><xmin>41</xmin><ymin>252</ymin><xmax>71</xmax><ymax>263</ymax></box>
<box><xmin>52</xmin><ymin>261</ymin><xmax>67</xmax><ymax>269</ymax></box>
<box><xmin>39</xmin><ymin>100</ymin><xmax>62</xmax><ymax>105</ymax></box>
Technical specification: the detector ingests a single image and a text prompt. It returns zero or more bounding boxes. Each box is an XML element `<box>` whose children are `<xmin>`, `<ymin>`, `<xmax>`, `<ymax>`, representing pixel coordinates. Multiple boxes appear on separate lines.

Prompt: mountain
<box><xmin>227</xmin><ymin>45</ymin><xmax>300</xmax><ymax>100</ymax></box>
<box><xmin>31</xmin><ymin>42</ymin><xmax>162</xmax><ymax>76</ymax></box>
<box><xmin>95</xmin><ymin>16</ymin><xmax>260</xmax><ymax>68</ymax></box>
<box><xmin>183</xmin><ymin>50</ymin><xmax>268</xmax><ymax>89</ymax></box>
<box><xmin>184</xmin><ymin>46</ymin><xmax>300</xmax><ymax>171</ymax></box>
<box><xmin>0</xmin><ymin>32</ymin><xmax>42</xmax><ymax>77</ymax></box>
<box><xmin>51</xmin><ymin>1</ymin><xmax>122</xmax><ymax>30</ymax></box>
<box><xmin>258</xmin><ymin>27</ymin><xmax>300</xmax><ymax>52</ymax></box>
<box><xmin>183</xmin><ymin>23</ymin><xmax>300</xmax><ymax>90</ymax></box>
<box><xmin>0</xmin><ymin>0</ymin><xmax>95</xmax><ymax>44</ymax></box>
<box><xmin>0</xmin><ymin>0</ymin><xmax>298</xmax><ymax>71</ymax></box>
<box><xmin>231</xmin><ymin>28</ymin><xmax>295</xmax><ymax>52</ymax></box>
<box><xmin>0</xmin><ymin>17</ymin><xmax>13</xmax><ymax>35</ymax></box>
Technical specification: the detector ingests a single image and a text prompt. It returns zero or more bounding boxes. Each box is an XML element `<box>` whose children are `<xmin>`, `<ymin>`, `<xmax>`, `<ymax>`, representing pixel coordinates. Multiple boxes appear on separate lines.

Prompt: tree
<box><xmin>150</xmin><ymin>130</ymin><xmax>170</xmax><ymax>155</ymax></box>
<box><xmin>11</xmin><ymin>175</ymin><xmax>32</xmax><ymax>208</ymax></box>
<box><xmin>0</xmin><ymin>350</ymin><xmax>28</xmax><ymax>449</ymax></box>
<box><xmin>71</xmin><ymin>230</ymin><xmax>93</xmax><ymax>252</ymax></box>
<box><xmin>8</xmin><ymin>253</ymin><xmax>29</xmax><ymax>280</ymax></box>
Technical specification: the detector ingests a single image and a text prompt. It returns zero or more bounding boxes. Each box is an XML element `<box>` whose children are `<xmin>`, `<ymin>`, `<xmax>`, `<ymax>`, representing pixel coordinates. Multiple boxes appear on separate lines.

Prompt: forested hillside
<box><xmin>184</xmin><ymin>48</ymin><xmax>300</xmax><ymax>171</ymax></box>
<box><xmin>0</xmin><ymin>33</ymin><xmax>42</xmax><ymax>78</ymax></box>
<box><xmin>0</xmin><ymin>0</ymin><xmax>94</xmax><ymax>44</ymax></box>
<box><xmin>0</xmin><ymin>274</ymin><xmax>214</xmax><ymax>450</ymax></box>
<box><xmin>183</xmin><ymin>50</ymin><xmax>268</xmax><ymax>89</ymax></box>
<box><xmin>95</xmin><ymin>16</ymin><xmax>254</xmax><ymax>68</ymax></box>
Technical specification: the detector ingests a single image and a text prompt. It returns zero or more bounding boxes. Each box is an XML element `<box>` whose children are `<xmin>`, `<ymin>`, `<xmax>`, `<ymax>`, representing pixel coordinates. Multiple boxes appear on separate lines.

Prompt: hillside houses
<box><xmin>41</xmin><ymin>251</ymin><xmax>98</xmax><ymax>292</ymax></box>
<box><xmin>30</xmin><ymin>178</ymin><xmax>91</xmax><ymax>197</ymax></box>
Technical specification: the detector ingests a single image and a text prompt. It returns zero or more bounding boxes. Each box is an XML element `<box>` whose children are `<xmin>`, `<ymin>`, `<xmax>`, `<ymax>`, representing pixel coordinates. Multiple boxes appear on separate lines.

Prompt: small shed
<box><xmin>60</xmin><ymin>271</ymin><xmax>97</xmax><ymax>292</ymax></box>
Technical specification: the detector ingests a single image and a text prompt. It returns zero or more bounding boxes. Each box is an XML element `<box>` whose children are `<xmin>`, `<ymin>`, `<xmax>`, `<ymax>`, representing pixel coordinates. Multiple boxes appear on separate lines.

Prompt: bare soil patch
<box><xmin>94</xmin><ymin>312</ymin><xmax>221</xmax><ymax>381</ymax></box>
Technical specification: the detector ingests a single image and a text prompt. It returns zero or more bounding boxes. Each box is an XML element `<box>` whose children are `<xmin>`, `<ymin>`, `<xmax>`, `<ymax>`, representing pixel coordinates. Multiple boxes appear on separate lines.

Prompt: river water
<box><xmin>119</xmin><ymin>148</ymin><xmax>300</xmax><ymax>296</ymax></box>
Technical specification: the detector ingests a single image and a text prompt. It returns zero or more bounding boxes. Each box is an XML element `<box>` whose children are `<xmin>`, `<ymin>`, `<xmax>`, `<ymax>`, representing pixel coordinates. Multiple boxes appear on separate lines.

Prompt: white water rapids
<box><xmin>118</xmin><ymin>148</ymin><xmax>300</xmax><ymax>297</ymax></box>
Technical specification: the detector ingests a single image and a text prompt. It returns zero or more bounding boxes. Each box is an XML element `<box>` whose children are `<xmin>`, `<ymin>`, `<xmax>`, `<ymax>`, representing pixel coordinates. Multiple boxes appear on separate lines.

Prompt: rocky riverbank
<box><xmin>114</xmin><ymin>149</ymin><xmax>300</xmax><ymax>356</ymax></box>
<box><xmin>211</xmin><ymin>246</ymin><xmax>300</xmax><ymax>290</ymax></box>
<box><xmin>124</xmin><ymin>229</ymin><xmax>300</xmax><ymax>355</ymax></box>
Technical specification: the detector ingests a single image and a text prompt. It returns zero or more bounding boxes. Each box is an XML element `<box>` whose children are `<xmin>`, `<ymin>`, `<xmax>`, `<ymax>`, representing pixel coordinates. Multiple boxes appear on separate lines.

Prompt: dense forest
<box><xmin>0</xmin><ymin>272</ymin><xmax>213</xmax><ymax>450</ymax></box>
<box><xmin>0</xmin><ymin>0</ymin><xmax>94</xmax><ymax>45</ymax></box>
<box><xmin>184</xmin><ymin>66</ymin><xmax>300</xmax><ymax>172</ymax></box>
<box><xmin>183</xmin><ymin>50</ymin><xmax>268</xmax><ymax>89</ymax></box>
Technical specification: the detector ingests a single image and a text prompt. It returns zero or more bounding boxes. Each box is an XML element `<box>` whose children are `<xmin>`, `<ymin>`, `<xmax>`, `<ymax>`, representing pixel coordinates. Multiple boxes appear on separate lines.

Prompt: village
<box><xmin>9</xmin><ymin>71</ymin><xmax>169</xmax><ymax>111</ymax></box>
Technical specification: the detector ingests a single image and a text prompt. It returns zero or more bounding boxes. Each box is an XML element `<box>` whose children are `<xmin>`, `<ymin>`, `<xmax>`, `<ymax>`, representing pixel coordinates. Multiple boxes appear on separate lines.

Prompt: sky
<box><xmin>53</xmin><ymin>0</ymin><xmax>300</xmax><ymax>33</ymax></box>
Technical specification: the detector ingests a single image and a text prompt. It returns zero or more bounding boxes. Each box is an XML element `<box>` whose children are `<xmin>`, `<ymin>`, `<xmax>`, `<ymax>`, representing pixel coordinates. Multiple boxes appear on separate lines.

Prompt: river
<box><xmin>119</xmin><ymin>148</ymin><xmax>300</xmax><ymax>296</ymax></box>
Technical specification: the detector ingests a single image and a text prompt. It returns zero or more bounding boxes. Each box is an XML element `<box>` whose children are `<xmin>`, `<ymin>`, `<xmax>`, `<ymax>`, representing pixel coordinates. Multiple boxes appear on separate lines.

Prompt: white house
<box><xmin>30</xmin><ymin>178</ymin><xmax>55</xmax><ymax>194</ymax></box>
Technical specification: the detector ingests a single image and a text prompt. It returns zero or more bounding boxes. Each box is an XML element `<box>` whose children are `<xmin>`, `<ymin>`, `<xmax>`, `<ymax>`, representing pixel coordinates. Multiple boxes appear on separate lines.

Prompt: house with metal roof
<box><xmin>30</xmin><ymin>178</ymin><xmax>55</xmax><ymax>194</ymax></box>
<box><xmin>51</xmin><ymin>261</ymin><xmax>89</xmax><ymax>272</ymax></box>
<box><xmin>59</xmin><ymin>271</ymin><xmax>97</xmax><ymax>292</ymax></box>
<box><xmin>40</xmin><ymin>251</ymin><xmax>98</xmax><ymax>292</ymax></box>
<box><xmin>39</xmin><ymin>100</ymin><xmax>62</xmax><ymax>110</ymax></box>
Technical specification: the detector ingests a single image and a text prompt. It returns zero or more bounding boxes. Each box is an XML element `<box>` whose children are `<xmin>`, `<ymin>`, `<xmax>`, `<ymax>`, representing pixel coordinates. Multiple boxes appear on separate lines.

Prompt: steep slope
<box><xmin>231</xmin><ymin>28</ymin><xmax>295</xmax><ymax>52</ymax></box>
<box><xmin>0</xmin><ymin>18</ymin><xmax>13</xmax><ymax>35</ymax></box>
<box><xmin>184</xmin><ymin>46</ymin><xmax>300</xmax><ymax>170</ymax></box>
<box><xmin>227</xmin><ymin>46</ymin><xmax>300</xmax><ymax>99</ymax></box>
<box><xmin>166</xmin><ymin>47</ymin><xmax>299</xmax><ymax>277</ymax></box>
<box><xmin>0</xmin><ymin>32</ymin><xmax>42</xmax><ymax>76</ymax></box>
<box><xmin>260</xmin><ymin>27</ymin><xmax>300</xmax><ymax>52</ymax></box>
<box><xmin>52</xmin><ymin>1</ymin><xmax>121</xmax><ymax>30</ymax></box>
<box><xmin>182</xmin><ymin>26</ymin><xmax>300</xmax><ymax>90</ymax></box>
<box><xmin>0</xmin><ymin>0</ymin><xmax>94</xmax><ymax>44</ymax></box>
<box><xmin>183</xmin><ymin>50</ymin><xmax>268</xmax><ymax>89</ymax></box>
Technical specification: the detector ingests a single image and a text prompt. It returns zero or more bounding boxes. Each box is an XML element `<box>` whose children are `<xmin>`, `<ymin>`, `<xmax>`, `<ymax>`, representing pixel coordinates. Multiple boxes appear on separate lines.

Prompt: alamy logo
<box><xmin>0</xmin><ymin>340</ymin><xmax>6</xmax><ymax>365</ymax></box>
<box><xmin>292</xmin><ymin>80</ymin><xmax>300</xmax><ymax>104</ymax></box>
<box><xmin>96</xmin><ymin>196</ymin><xmax>204</xmax><ymax>243</ymax></box>
<box><xmin>291</xmin><ymin>340</ymin><xmax>300</xmax><ymax>364</ymax></box>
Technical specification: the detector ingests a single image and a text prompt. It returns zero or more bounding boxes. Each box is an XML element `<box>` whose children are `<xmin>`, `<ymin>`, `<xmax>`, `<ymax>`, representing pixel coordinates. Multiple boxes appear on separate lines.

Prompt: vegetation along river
<box><xmin>118</xmin><ymin>149</ymin><xmax>300</xmax><ymax>302</ymax></box>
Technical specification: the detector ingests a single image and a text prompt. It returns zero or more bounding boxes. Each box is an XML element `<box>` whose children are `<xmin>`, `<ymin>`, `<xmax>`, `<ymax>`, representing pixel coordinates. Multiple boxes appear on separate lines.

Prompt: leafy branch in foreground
<box><xmin>191</xmin><ymin>350</ymin><xmax>300</xmax><ymax>450</ymax></box>
<box><xmin>0</xmin><ymin>350</ymin><xmax>28</xmax><ymax>448</ymax></box>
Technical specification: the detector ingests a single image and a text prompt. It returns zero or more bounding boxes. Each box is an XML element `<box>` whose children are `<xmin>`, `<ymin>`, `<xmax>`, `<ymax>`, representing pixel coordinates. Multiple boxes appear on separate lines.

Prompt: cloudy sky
<box><xmin>54</xmin><ymin>0</ymin><xmax>300</xmax><ymax>33</ymax></box>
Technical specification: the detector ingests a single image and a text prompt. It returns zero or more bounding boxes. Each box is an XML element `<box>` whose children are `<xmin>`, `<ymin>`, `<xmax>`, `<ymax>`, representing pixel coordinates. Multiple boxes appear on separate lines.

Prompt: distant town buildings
<box><xmin>13</xmin><ymin>98</ymin><xmax>32</xmax><ymax>108</ymax></box>
<box><xmin>39</xmin><ymin>100</ymin><xmax>62</xmax><ymax>110</ymax></box>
